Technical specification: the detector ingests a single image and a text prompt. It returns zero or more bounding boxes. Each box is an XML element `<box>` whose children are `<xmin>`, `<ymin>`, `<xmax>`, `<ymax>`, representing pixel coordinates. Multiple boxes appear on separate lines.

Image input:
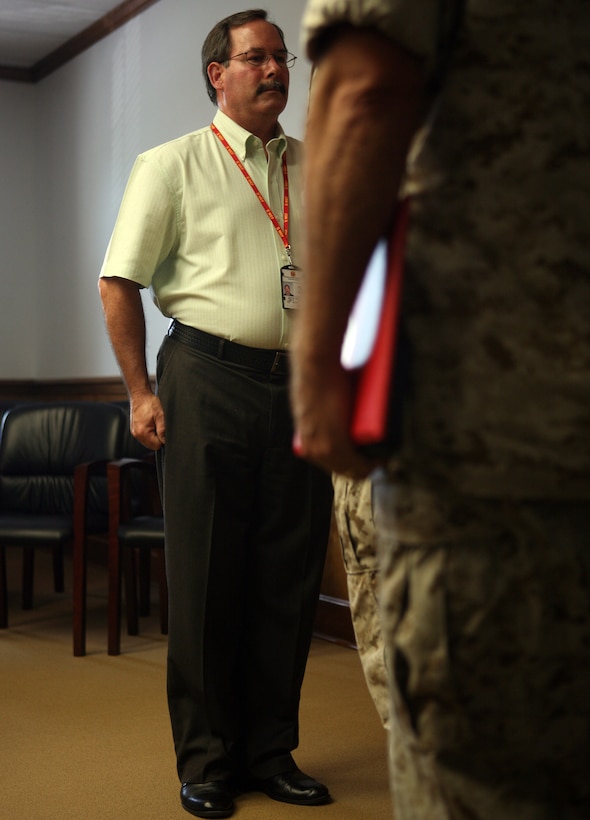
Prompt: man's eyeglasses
<box><xmin>227</xmin><ymin>49</ymin><xmax>297</xmax><ymax>69</ymax></box>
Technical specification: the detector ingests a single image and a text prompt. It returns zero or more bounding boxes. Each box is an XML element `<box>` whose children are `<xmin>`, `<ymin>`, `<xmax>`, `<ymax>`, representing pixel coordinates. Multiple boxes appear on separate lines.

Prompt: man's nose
<box><xmin>265</xmin><ymin>55</ymin><xmax>282</xmax><ymax>72</ymax></box>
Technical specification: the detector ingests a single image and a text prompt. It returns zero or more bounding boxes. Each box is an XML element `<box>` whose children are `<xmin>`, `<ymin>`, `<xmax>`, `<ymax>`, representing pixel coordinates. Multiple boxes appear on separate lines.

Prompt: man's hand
<box><xmin>129</xmin><ymin>390</ymin><xmax>166</xmax><ymax>450</ymax></box>
<box><xmin>290</xmin><ymin>351</ymin><xmax>375</xmax><ymax>478</ymax></box>
<box><xmin>290</xmin><ymin>28</ymin><xmax>423</xmax><ymax>479</ymax></box>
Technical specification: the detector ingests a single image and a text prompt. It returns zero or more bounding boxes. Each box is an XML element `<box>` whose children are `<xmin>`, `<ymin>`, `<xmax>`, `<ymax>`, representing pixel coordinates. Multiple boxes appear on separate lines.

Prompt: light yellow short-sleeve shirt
<box><xmin>100</xmin><ymin>109</ymin><xmax>303</xmax><ymax>350</ymax></box>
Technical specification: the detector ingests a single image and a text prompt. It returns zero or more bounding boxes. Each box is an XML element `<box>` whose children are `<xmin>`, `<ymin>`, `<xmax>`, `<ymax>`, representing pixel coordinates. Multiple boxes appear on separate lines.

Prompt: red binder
<box><xmin>346</xmin><ymin>199</ymin><xmax>410</xmax><ymax>456</ymax></box>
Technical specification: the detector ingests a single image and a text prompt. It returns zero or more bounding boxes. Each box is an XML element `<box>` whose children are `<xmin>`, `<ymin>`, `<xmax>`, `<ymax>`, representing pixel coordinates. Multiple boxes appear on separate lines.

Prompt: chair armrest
<box><xmin>107</xmin><ymin>455</ymin><xmax>161</xmax><ymax>530</ymax></box>
<box><xmin>73</xmin><ymin>459</ymin><xmax>112</xmax><ymax>539</ymax></box>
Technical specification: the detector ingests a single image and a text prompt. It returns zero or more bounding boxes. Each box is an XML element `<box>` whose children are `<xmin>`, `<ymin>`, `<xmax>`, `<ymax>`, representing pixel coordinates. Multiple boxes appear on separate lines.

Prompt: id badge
<box><xmin>281</xmin><ymin>264</ymin><xmax>303</xmax><ymax>310</ymax></box>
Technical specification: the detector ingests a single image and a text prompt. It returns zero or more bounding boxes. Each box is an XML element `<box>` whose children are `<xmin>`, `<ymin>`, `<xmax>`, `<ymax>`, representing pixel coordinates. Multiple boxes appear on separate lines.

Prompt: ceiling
<box><xmin>0</xmin><ymin>0</ymin><xmax>128</xmax><ymax>70</ymax></box>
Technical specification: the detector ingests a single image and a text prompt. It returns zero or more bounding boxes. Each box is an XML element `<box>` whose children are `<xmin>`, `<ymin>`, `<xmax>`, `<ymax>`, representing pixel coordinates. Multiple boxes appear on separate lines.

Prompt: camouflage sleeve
<box><xmin>301</xmin><ymin>0</ymin><xmax>462</xmax><ymax>83</ymax></box>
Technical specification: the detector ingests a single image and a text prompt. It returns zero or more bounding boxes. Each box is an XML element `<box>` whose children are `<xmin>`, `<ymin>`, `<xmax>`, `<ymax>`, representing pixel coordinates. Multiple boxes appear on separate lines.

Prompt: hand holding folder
<box><xmin>341</xmin><ymin>199</ymin><xmax>410</xmax><ymax>458</ymax></box>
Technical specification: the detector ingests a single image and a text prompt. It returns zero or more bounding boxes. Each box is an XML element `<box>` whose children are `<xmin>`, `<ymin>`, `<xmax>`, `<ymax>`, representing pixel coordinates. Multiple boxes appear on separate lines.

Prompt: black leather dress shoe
<box><xmin>180</xmin><ymin>782</ymin><xmax>234</xmax><ymax>818</ymax></box>
<box><xmin>258</xmin><ymin>770</ymin><xmax>331</xmax><ymax>805</ymax></box>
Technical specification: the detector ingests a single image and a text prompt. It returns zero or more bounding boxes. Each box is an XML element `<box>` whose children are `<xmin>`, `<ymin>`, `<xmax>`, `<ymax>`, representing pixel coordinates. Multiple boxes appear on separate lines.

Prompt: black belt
<box><xmin>168</xmin><ymin>320</ymin><xmax>290</xmax><ymax>378</ymax></box>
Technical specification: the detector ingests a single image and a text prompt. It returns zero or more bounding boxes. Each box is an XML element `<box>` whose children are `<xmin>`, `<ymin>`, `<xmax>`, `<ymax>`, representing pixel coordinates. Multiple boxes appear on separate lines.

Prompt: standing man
<box><xmin>292</xmin><ymin>1</ymin><xmax>590</xmax><ymax>819</ymax></box>
<box><xmin>99</xmin><ymin>10</ymin><xmax>333</xmax><ymax>819</ymax></box>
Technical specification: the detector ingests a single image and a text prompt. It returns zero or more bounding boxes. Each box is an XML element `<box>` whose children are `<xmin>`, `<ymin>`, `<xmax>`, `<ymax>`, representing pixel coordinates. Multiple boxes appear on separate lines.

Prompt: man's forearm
<box><xmin>98</xmin><ymin>276</ymin><xmax>165</xmax><ymax>450</ymax></box>
<box><xmin>289</xmin><ymin>26</ymin><xmax>424</xmax><ymax>475</ymax></box>
<box><xmin>297</xmin><ymin>27</ymin><xmax>425</xmax><ymax>359</ymax></box>
<box><xmin>98</xmin><ymin>276</ymin><xmax>152</xmax><ymax>398</ymax></box>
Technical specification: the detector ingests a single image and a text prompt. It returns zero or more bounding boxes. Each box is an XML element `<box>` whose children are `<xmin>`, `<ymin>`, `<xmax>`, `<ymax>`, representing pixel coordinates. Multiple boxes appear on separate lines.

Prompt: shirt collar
<box><xmin>213</xmin><ymin>109</ymin><xmax>287</xmax><ymax>162</ymax></box>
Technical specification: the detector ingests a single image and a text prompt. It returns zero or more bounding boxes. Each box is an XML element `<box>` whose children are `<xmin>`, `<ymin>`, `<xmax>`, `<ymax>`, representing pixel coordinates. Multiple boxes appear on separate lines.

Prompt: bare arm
<box><xmin>98</xmin><ymin>276</ymin><xmax>165</xmax><ymax>450</ymax></box>
<box><xmin>290</xmin><ymin>26</ymin><xmax>425</xmax><ymax>476</ymax></box>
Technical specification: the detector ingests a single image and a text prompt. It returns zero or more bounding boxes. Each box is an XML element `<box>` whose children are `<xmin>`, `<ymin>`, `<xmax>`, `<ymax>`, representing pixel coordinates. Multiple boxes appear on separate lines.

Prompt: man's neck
<box><xmin>219</xmin><ymin>109</ymin><xmax>279</xmax><ymax>147</ymax></box>
<box><xmin>243</xmin><ymin>120</ymin><xmax>278</xmax><ymax>147</ymax></box>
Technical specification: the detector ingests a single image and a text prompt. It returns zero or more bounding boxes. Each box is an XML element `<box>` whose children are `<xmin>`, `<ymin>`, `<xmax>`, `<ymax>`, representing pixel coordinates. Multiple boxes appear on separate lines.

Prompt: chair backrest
<box><xmin>0</xmin><ymin>402</ymin><xmax>125</xmax><ymax>517</ymax></box>
<box><xmin>0</xmin><ymin>401</ymin><xmax>18</xmax><ymax>422</ymax></box>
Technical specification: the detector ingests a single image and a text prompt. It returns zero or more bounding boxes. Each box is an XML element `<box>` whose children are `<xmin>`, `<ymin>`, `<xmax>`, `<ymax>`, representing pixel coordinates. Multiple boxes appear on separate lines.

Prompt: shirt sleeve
<box><xmin>301</xmin><ymin>0</ymin><xmax>443</xmax><ymax>80</ymax></box>
<box><xmin>99</xmin><ymin>153</ymin><xmax>179</xmax><ymax>288</ymax></box>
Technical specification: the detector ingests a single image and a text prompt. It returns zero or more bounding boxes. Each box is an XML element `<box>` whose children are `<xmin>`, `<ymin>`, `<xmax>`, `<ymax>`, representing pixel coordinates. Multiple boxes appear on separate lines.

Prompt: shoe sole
<box><xmin>263</xmin><ymin>791</ymin><xmax>332</xmax><ymax>806</ymax></box>
<box><xmin>180</xmin><ymin>798</ymin><xmax>233</xmax><ymax>819</ymax></box>
<box><xmin>182</xmin><ymin>803</ymin><xmax>234</xmax><ymax>820</ymax></box>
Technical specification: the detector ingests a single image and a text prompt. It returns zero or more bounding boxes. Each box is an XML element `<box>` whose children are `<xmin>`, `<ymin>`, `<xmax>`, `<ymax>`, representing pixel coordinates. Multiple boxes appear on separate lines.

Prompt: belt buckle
<box><xmin>270</xmin><ymin>351</ymin><xmax>288</xmax><ymax>376</ymax></box>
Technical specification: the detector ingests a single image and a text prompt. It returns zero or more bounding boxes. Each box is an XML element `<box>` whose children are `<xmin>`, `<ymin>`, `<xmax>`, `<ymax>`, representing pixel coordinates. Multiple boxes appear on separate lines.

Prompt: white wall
<box><xmin>0</xmin><ymin>0</ymin><xmax>310</xmax><ymax>380</ymax></box>
<box><xmin>0</xmin><ymin>81</ymin><xmax>39</xmax><ymax>376</ymax></box>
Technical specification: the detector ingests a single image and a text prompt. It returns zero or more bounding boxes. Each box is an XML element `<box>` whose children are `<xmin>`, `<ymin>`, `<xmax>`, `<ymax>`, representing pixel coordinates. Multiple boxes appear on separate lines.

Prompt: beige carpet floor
<box><xmin>1</xmin><ymin>547</ymin><xmax>391</xmax><ymax>819</ymax></box>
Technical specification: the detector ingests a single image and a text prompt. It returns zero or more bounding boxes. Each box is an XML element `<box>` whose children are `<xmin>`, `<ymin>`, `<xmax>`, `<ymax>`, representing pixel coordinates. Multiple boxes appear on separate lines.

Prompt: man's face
<box><xmin>209</xmin><ymin>19</ymin><xmax>290</xmax><ymax>127</ymax></box>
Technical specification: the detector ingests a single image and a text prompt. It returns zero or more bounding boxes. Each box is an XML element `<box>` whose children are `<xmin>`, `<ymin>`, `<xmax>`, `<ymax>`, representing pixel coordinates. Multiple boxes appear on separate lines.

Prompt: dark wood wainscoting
<box><xmin>0</xmin><ymin>377</ymin><xmax>130</xmax><ymax>404</ymax></box>
<box><xmin>0</xmin><ymin>378</ymin><xmax>355</xmax><ymax>647</ymax></box>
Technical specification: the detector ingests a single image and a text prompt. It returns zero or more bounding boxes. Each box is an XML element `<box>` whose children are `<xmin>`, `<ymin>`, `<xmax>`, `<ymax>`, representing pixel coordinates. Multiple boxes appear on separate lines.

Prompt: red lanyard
<box><xmin>211</xmin><ymin>123</ymin><xmax>292</xmax><ymax>262</ymax></box>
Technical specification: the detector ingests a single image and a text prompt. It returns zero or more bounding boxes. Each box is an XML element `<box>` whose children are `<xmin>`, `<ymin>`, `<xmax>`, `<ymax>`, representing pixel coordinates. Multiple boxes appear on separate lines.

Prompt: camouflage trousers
<box><xmin>372</xmin><ymin>472</ymin><xmax>590</xmax><ymax>820</ymax></box>
<box><xmin>332</xmin><ymin>474</ymin><xmax>390</xmax><ymax>729</ymax></box>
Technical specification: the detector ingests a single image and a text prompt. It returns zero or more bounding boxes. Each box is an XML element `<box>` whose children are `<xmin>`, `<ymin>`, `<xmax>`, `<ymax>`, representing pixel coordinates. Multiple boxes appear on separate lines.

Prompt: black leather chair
<box><xmin>106</xmin><ymin>454</ymin><xmax>166</xmax><ymax>655</ymax></box>
<box><xmin>0</xmin><ymin>402</ymin><xmax>125</xmax><ymax>640</ymax></box>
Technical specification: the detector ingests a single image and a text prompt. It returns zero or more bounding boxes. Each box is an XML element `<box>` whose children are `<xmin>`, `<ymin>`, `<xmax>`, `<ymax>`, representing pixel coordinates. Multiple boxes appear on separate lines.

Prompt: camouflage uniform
<box><xmin>304</xmin><ymin>1</ymin><xmax>590</xmax><ymax>817</ymax></box>
<box><xmin>373</xmin><ymin>474</ymin><xmax>590</xmax><ymax>819</ymax></box>
<box><xmin>332</xmin><ymin>474</ymin><xmax>389</xmax><ymax>729</ymax></box>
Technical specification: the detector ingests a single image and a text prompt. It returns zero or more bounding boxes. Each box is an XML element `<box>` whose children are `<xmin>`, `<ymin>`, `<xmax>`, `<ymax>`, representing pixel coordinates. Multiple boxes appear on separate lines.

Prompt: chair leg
<box><xmin>124</xmin><ymin>547</ymin><xmax>139</xmax><ymax>637</ymax></box>
<box><xmin>108</xmin><ymin>535</ymin><xmax>123</xmax><ymax>656</ymax></box>
<box><xmin>0</xmin><ymin>546</ymin><xmax>7</xmax><ymax>629</ymax></box>
<box><xmin>22</xmin><ymin>547</ymin><xmax>34</xmax><ymax>610</ymax></box>
<box><xmin>72</xmin><ymin>535</ymin><xmax>87</xmax><ymax>657</ymax></box>
<box><xmin>138</xmin><ymin>550</ymin><xmax>151</xmax><ymax>617</ymax></box>
<box><xmin>22</xmin><ymin>547</ymin><xmax>64</xmax><ymax>611</ymax></box>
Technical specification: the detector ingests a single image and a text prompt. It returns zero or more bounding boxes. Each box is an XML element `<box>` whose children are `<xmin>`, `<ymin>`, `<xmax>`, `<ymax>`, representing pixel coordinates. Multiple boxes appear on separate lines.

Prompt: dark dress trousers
<box><xmin>156</xmin><ymin>334</ymin><xmax>334</xmax><ymax>784</ymax></box>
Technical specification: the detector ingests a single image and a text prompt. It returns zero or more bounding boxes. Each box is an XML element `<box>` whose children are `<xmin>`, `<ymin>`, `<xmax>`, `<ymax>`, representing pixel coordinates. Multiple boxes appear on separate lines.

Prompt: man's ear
<box><xmin>207</xmin><ymin>62</ymin><xmax>224</xmax><ymax>94</ymax></box>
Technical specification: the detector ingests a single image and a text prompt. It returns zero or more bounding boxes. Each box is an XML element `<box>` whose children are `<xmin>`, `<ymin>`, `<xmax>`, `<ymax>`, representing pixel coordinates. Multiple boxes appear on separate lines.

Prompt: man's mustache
<box><xmin>256</xmin><ymin>80</ymin><xmax>287</xmax><ymax>96</ymax></box>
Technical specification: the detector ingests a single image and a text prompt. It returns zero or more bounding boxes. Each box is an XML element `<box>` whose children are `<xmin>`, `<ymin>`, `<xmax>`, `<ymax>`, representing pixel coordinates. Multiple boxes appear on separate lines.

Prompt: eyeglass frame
<box><xmin>226</xmin><ymin>49</ymin><xmax>297</xmax><ymax>69</ymax></box>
